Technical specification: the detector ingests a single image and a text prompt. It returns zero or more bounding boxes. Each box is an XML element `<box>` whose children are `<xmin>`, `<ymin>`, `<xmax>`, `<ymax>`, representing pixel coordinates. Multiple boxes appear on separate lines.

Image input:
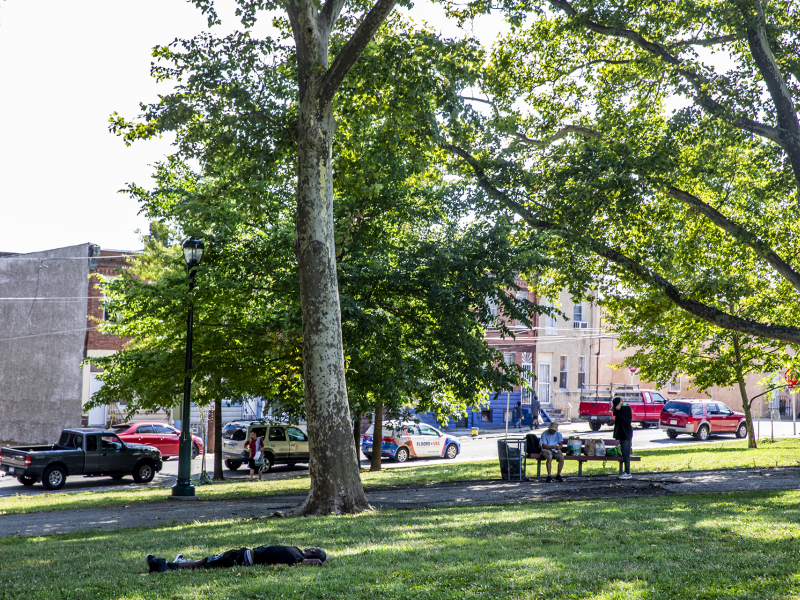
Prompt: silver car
<box><xmin>221</xmin><ymin>421</ymin><xmax>309</xmax><ymax>471</ymax></box>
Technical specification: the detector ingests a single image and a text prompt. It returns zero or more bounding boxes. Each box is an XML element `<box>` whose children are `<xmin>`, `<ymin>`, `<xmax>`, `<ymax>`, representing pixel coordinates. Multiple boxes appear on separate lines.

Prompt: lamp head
<box><xmin>182</xmin><ymin>237</ymin><xmax>204</xmax><ymax>269</ymax></box>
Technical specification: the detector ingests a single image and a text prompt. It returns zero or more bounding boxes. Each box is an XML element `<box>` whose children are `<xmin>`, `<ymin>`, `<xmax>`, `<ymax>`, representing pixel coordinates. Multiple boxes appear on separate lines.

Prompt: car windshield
<box><xmin>110</xmin><ymin>424</ymin><xmax>130</xmax><ymax>434</ymax></box>
<box><xmin>663</xmin><ymin>401</ymin><xmax>691</xmax><ymax>415</ymax></box>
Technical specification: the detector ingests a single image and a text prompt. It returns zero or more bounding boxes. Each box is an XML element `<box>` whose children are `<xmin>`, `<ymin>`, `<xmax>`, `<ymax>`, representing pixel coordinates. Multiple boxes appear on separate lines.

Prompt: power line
<box><xmin>0</xmin><ymin>327</ymin><xmax>100</xmax><ymax>343</ymax></box>
<box><xmin>0</xmin><ymin>254</ymin><xmax>137</xmax><ymax>260</ymax></box>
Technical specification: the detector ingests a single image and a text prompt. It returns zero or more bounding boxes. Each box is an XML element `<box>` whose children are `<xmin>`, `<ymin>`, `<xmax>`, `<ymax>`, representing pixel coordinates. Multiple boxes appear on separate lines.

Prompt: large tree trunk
<box><xmin>213</xmin><ymin>397</ymin><xmax>225</xmax><ymax>480</ymax></box>
<box><xmin>370</xmin><ymin>403</ymin><xmax>383</xmax><ymax>472</ymax></box>
<box><xmin>732</xmin><ymin>335</ymin><xmax>757</xmax><ymax>449</ymax></box>
<box><xmin>289</xmin><ymin>1</ymin><xmax>372</xmax><ymax>515</ymax></box>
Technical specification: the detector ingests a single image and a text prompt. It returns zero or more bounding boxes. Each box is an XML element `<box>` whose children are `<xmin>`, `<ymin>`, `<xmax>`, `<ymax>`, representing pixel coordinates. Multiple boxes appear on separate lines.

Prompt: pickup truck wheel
<box><xmin>133</xmin><ymin>460</ymin><xmax>155</xmax><ymax>483</ymax></box>
<box><xmin>695</xmin><ymin>424</ymin><xmax>710</xmax><ymax>441</ymax></box>
<box><xmin>191</xmin><ymin>443</ymin><xmax>200</xmax><ymax>460</ymax></box>
<box><xmin>667</xmin><ymin>430</ymin><xmax>679</xmax><ymax>439</ymax></box>
<box><xmin>589</xmin><ymin>422</ymin><xmax>602</xmax><ymax>432</ymax></box>
<box><xmin>735</xmin><ymin>423</ymin><xmax>748</xmax><ymax>439</ymax></box>
<box><xmin>225</xmin><ymin>460</ymin><xmax>242</xmax><ymax>470</ymax></box>
<box><xmin>641</xmin><ymin>422</ymin><xmax>651</xmax><ymax>429</ymax></box>
<box><xmin>17</xmin><ymin>475</ymin><xmax>36</xmax><ymax>486</ymax></box>
<box><xmin>42</xmin><ymin>465</ymin><xmax>67</xmax><ymax>490</ymax></box>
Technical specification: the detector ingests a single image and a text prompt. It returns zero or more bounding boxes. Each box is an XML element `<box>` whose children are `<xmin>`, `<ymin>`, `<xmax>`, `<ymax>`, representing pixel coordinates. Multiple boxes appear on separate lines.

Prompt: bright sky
<box><xmin>0</xmin><ymin>1</ymin><xmax>506</xmax><ymax>255</ymax></box>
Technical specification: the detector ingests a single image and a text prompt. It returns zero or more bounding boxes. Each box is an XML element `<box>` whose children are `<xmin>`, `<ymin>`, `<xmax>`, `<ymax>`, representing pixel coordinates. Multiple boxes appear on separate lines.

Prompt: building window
<box><xmin>504</xmin><ymin>352</ymin><xmax>515</xmax><ymax>366</ymax></box>
<box><xmin>668</xmin><ymin>377</ymin><xmax>681</xmax><ymax>393</ymax></box>
<box><xmin>481</xmin><ymin>409</ymin><xmax>492</xmax><ymax>423</ymax></box>
<box><xmin>516</xmin><ymin>291</ymin><xmax>528</xmax><ymax>300</ymax></box>
<box><xmin>521</xmin><ymin>354</ymin><xmax>533</xmax><ymax>404</ymax></box>
<box><xmin>544</xmin><ymin>300</ymin><xmax>557</xmax><ymax>333</ymax></box>
<box><xmin>573</xmin><ymin>302</ymin><xmax>588</xmax><ymax>329</ymax></box>
<box><xmin>578</xmin><ymin>356</ymin><xmax>586</xmax><ymax>389</ymax></box>
<box><xmin>487</xmin><ymin>297</ymin><xmax>498</xmax><ymax>317</ymax></box>
<box><xmin>559</xmin><ymin>356</ymin><xmax>568</xmax><ymax>389</ymax></box>
<box><xmin>503</xmin><ymin>409</ymin><xmax>513</xmax><ymax>423</ymax></box>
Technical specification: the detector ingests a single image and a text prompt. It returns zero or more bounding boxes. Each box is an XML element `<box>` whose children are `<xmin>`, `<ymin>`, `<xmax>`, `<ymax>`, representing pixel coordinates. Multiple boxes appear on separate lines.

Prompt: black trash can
<box><xmin>498</xmin><ymin>439</ymin><xmax>526</xmax><ymax>481</ymax></box>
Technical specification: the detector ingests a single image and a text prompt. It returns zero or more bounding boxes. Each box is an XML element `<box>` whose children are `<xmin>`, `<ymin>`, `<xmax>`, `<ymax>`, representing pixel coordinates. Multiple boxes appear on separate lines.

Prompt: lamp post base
<box><xmin>171</xmin><ymin>483</ymin><xmax>197</xmax><ymax>498</ymax></box>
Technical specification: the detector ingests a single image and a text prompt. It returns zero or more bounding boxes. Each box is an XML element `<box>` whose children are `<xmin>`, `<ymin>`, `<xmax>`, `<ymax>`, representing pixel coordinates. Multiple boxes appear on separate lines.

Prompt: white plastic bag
<box><xmin>594</xmin><ymin>440</ymin><xmax>606</xmax><ymax>457</ymax></box>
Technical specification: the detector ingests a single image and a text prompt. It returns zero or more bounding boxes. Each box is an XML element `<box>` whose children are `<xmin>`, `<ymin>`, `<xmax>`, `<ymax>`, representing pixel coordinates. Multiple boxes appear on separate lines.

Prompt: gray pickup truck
<box><xmin>0</xmin><ymin>428</ymin><xmax>163</xmax><ymax>490</ymax></box>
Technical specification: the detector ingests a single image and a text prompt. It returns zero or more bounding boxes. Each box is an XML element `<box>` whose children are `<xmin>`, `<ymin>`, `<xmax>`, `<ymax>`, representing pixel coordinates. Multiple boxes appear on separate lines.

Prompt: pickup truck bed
<box><xmin>579</xmin><ymin>385</ymin><xmax>669</xmax><ymax>431</ymax></box>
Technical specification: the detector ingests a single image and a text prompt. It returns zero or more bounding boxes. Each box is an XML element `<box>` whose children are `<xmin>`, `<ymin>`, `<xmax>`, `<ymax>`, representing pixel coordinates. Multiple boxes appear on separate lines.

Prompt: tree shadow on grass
<box><xmin>4</xmin><ymin>491</ymin><xmax>800</xmax><ymax>599</ymax></box>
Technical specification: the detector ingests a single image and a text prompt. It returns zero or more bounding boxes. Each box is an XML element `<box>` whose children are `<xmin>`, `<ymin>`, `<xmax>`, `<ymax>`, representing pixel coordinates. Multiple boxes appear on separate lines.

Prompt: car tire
<box><xmin>261</xmin><ymin>454</ymin><xmax>274</xmax><ymax>473</ymax></box>
<box><xmin>364</xmin><ymin>453</ymin><xmax>372</xmax><ymax>460</ymax></box>
<box><xmin>225</xmin><ymin>460</ymin><xmax>242</xmax><ymax>471</ymax></box>
<box><xmin>589</xmin><ymin>422</ymin><xmax>602</xmax><ymax>432</ymax></box>
<box><xmin>111</xmin><ymin>475</ymin><xmax>125</xmax><ymax>480</ymax></box>
<box><xmin>695</xmin><ymin>424</ymin><xmax>710</xmax><ymax>441</ymax></box>
<box><xmin>133</xmin><ymin>460</ymin><xmax>155</xmax><ymax>484</ymax></box>
<box><xmin>17</xmin><ymin>475</ymin><xmax>36</xmax><ymax>486</ymax></box>
<box><xmin>641</xmin><ymin>422</ymin><xmax>651</xmax><ymax>429</ymax></box>
<box><xmin>667</xmin><ymin>430</ymin><xmax>679</xmax><ymax>439</ymax></box>
<box><xmin>191</xmin><ymin>443</ymin><xmax>200</xmax><ymax>460</ymax></box>
<box><xmin>445</xmin><ymin>443</ymin><xmax>458</xmax><ymax>459</ymax></box>
<box><xmin>394</xmin><ymin>447</ymin><xmax>410</xmax><ymax>463</ymax></box>
<box><xmin>735</xmin><ymin>422</ymin><xmax>748</xmax><ymax>439</ymax></box>
<box><xmin>42</xmin><ymin>465</ymin><xmax>67</xmax><ymax>490</ymax></box>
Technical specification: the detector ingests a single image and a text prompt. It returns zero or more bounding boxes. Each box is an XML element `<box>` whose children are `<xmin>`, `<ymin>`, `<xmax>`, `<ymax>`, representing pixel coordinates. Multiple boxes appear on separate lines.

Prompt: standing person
<box><xmin>612</xmin><ymin>396</ymin><xmax>633</xmax><ymax>479</ymax></box>
<box><xmin>513</xmin><ymin>401</ymin><xmax>523</xmax><ymax>429</ymax></box>
<box><xmin>539</xmin><ymin>421</ymin><xmax>565</xmax><ymax>482</ymax></box>
<box><xmin>530</xmin><ymin>393</ymin><xmax>541</xmax><ymax>430</ymax></box>
<box><xmin>244</xmin><ymin>430</ymin><xmax>264</xmax><ymax>481</ymax></box>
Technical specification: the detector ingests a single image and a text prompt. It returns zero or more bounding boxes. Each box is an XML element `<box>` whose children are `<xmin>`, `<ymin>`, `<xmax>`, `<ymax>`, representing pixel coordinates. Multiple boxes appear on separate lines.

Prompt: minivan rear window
<box><xmin>222</xmin><ymin>424</ymin><xmax>246</xmax><ymax>441</ymax></box>
<box><xmin>663</xmin><ymin>401</ymin><xmax>691</xmax><ymax>415</ymax></box>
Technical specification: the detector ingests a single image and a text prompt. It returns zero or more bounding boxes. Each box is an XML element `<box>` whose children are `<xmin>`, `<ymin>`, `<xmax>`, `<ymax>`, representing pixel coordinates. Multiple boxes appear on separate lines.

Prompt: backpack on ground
<box><xmin>525</xmin><ymin>433</ymin><xmax>541</xmax><ymax>455</ymax></box>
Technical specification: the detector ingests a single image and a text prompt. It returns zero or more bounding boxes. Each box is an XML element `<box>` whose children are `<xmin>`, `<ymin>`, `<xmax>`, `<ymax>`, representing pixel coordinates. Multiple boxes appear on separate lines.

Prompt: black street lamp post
<box><xmin>172</xmin><ymin>236</ymin><xmax>204</xmax><ymax>498</ymax></box>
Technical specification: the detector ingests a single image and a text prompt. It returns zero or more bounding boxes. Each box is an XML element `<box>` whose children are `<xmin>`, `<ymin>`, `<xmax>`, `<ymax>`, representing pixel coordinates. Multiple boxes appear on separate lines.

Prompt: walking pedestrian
<box><xmin>513</xmin><ymin>401</ymin><xmax>523</xmax><ymax>429</ymax></box>
<box><xmin>530</xmin><ymin>393</ymin><xmax>541</xmax><ymax>430</ymax></box>
<box><xmin>612</xmin><ymin>396</ymin><xmax>633</xmax><ymax>479</ymax></box>
<box><xmin>244</xmin><ymin>430</ymin><xmax>264</xmax><ymax>481</ymax></box>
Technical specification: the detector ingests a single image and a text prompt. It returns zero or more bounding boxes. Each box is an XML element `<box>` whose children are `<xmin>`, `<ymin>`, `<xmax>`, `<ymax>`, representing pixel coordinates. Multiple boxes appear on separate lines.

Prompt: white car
<box><xmin>361</xmin><ymin>421</ymin><xmax>461</xmax><ymax>463</ymax></box>
<box><xmin>221</xmin><ymin>421</ymin><xmax>309</xmax><ymax>471</ymax></box>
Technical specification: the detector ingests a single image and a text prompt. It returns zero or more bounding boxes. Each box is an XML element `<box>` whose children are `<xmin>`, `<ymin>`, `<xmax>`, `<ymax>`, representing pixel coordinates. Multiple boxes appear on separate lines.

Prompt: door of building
<box><xmin>538</xmin><ymin>363</ymin><xmax>551</xmax><ymax>405</ymax></box>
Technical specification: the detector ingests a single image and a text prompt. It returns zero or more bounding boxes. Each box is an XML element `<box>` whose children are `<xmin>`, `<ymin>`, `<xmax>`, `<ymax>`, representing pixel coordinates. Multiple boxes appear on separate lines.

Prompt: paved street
<box><xmin>1</xmin><ymin>418</ymin><xmax>797</xmax><ymax>496</ymax></box>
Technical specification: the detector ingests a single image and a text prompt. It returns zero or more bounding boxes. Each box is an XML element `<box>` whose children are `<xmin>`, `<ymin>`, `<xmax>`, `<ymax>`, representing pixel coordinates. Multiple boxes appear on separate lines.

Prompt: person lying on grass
<box><xmin>146</xmin><ymin>545</ymin><xmax>327</xmax><ymax>572</ymax></box>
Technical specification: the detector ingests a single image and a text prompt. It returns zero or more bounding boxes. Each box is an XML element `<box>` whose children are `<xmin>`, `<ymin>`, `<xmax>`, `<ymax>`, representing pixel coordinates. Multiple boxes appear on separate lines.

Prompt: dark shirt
<box><xmin>252</xmin><ymin>545</ymin><xmax>305</xmax><ymax>566</ymax></box>
<box><xmin>530</xmin><ymin>400</ymin><xmax>540</xmax><ymax>415</ymax></box>
<box><xmin>613</xmin><ymin>404</ymin><xmax>633</xmax><ymax>441</ymax></box>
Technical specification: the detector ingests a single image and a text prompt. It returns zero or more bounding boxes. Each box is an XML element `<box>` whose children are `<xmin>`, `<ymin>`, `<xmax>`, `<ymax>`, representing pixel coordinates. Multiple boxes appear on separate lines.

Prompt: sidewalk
<box><xmin>2</xmin><ymin>466</ymin><xmax>798</xmax><ymax>539</ymax></box>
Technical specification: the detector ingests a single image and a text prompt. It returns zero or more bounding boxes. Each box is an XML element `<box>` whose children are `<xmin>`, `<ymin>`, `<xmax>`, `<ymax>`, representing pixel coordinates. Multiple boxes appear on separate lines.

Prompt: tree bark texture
<box><xmin>370</xmin><ymin>404</ymin><xmax>383</xmax><ymax>472</ymax></box>
<box><xmin>213</xmin><ymin>397</ymin><xmax>225</xmax><ymax>480</ymax></box>
<box><xmin>731</xmin><ymin>335</ymin><xmax>758</xmax><ymax>449</ymax></box>
<box><xmin>287</xmin><ymin>0</ymin><xmax>398</xmax><ymax>515</ymax></box>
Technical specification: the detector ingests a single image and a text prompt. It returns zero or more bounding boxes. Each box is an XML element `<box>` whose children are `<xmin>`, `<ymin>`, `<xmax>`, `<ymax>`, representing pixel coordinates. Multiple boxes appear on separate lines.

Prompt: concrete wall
<box><xmin>0</xmin><ymin>244</ymin><xmax>92</xmax><ymax>445</ymax></box>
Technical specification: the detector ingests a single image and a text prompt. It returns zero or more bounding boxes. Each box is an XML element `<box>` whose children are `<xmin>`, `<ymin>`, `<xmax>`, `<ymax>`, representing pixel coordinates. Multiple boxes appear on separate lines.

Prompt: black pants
<box><xmin>619</xmin><ymin>439</ymin><xmax>632</xmax><ymax>474</ymax></box>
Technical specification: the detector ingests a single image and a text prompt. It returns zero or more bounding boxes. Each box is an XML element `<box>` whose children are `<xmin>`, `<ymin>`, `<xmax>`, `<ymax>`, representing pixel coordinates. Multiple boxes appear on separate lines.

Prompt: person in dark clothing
<box><xmin>146</xmin><ymin>545</ymin><xmax>327</xmax><ymax>573</ymax></box>
<box><xmin>513</xmin><ymin>402</ymin><xmax>523</xmax><ymax>429</ymax></box>
<box><xmin>530</xmin><ymin>394</ymin><xmax>541</xmax><ymax>430</ymax></box>
<box><xmin>612</xmin><ymin>396</ymin><xmax>633</xmax><ymax>479</ymax></box>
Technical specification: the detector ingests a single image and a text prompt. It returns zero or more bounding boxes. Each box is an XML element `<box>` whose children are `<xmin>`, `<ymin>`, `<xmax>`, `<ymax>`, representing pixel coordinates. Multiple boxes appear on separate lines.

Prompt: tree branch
<box><xmin>318</xmin><ymin>0</ymin><xmax>398</xmax><ymax>106</ymax></box>
<box><xmin>510</xmin><ymin>125</ymin><xmax>603</xmax><ymax>148</ymax></box>
<box><xmin>741</xmin><ymin>0</ymin><xmax>800</xmax><ymax>195</ymax></box>
<box><xmin>442</xmin><ymin>140</ymin><xmax>800</xmax><ymax>345</ymax></box>
<box><xmin>665</xmin><ymin>185</ymin><xmax>800</xmax><ymax>294</ymax></box>
<box><xmin>671</xmin><ymin>35</ymin><xmax>738</xmax><ymax>47</ymax></box>
<box><xmin>545</xmin><ymin>0</ymin><xmax>785</xmax><ymax>149</ymax></box>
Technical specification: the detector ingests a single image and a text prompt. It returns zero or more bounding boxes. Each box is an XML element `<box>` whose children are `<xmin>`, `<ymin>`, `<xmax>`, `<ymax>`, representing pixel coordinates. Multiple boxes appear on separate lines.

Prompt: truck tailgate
<box><xmin>1</xmin><ymin>448</ymin><xmax>32</xmax><ymax>468</ymax></box>
<box><xmin>579</xmin><ymin>401</ymin><xmax>612</xmax><ymax>416</ymax></box>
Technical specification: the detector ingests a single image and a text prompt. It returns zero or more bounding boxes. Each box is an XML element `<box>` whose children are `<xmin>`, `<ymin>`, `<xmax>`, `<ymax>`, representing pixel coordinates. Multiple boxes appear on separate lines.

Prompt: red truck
<box><xmin>579</xmin><ymin>385</ymin><xmax>669</xmax><ymax>431</ymax></box>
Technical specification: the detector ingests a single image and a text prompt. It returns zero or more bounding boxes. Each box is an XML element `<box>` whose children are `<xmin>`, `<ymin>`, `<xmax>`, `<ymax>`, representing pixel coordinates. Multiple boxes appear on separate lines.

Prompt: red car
<box><xmin>112</xmin><ymin>422</ymin><xmax>204</xmax><ymax>458</ymax></box>
<box><xmin>659</xmin><ymin>400</ymin><xmax>748</xmax><ymax>441</ymax></box>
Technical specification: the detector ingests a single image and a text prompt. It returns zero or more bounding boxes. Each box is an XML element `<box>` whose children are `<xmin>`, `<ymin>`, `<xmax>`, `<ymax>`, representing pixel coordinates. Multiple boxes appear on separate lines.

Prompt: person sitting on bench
<box><xmin>146</xmin><ymin>544</ymin><xmax>327</xmax><ymax>572</ymax></box>
<box><xmin>540</xmin><ymin>421</ymin><xmax>564</xmax><ymax>482</ymax></box>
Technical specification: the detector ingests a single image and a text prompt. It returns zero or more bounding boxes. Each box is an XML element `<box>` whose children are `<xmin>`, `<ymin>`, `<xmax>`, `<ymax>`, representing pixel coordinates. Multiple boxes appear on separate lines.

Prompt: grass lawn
<box><xmin>2</xmin><ymin>438</ymin><xmax>799</xmax><ymax>516</ymax></box>
<box><xmin>2</xmin><ymin>490</ymin><xmax>800</xmax><ymax>599</ymax></box>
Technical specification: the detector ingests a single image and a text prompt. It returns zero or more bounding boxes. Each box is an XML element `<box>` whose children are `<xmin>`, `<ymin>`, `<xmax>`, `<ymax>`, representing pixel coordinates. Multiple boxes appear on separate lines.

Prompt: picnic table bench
<box><xmin>527</xmin><ymin>438</ymin><xmax>641</xmax><ymax>477</ymax></box>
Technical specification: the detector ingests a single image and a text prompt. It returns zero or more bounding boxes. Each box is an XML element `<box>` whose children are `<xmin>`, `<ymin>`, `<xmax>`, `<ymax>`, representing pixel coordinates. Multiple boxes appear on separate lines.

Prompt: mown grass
<box><xmin>2</xmin><ymin>490</ymin><xmax>800</xmax><ymax>599</ymax></box>
<box><xmin>2</xmin><ymin>438</ymin><xmax>799</xmax><ymax>516</ymax></box>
